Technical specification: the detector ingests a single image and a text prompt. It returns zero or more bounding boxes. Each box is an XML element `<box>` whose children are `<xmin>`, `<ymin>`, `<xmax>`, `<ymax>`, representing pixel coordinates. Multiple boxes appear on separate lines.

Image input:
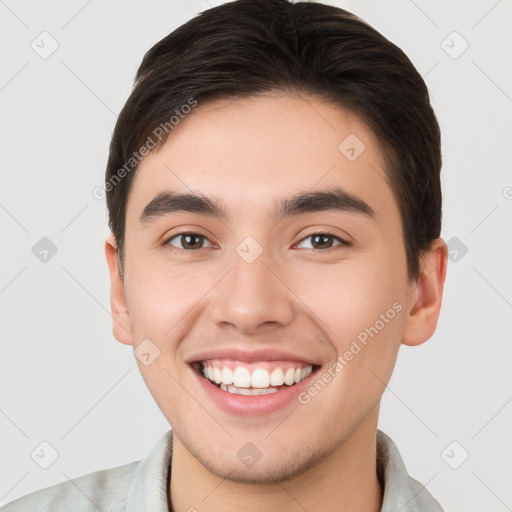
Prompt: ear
<box><xmin>105</xmin><ymin>234</ymin><xmax>134</xmax><ymax>345</ymax></box>
<box><xmin>402</xmin><ymin>238</ymin><xmax>448</xmax><ymax>346</ymax></box>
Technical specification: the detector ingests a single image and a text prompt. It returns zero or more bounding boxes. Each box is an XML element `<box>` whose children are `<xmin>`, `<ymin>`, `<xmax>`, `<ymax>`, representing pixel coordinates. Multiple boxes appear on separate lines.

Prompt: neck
<box><xmin>169</xmin><ymin>413</ymin><xmax>383</xmax><ymax>512</ymax></box>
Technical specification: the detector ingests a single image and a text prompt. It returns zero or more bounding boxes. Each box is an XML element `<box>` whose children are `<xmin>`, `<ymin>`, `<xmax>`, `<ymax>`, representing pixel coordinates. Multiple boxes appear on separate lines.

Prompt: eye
<box><xmin>166</xmin><ymin>232</ymin><xmax>213</xmax><ymax>250</ymax></box>
<box><xmin>164</xmin><ymin>231</ymin><xmax>350</xmax><ymax>252</ymax></box>
<box><xmin>296</xmin><ymin>232</ymin><xmax>350</xmax><ymax>251</ymax></box>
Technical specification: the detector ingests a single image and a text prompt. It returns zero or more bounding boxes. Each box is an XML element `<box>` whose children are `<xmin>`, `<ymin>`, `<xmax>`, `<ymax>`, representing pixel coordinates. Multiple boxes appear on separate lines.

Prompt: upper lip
<box><xmin>186</xmin><ymin>348</ymin><xmax>320</xmax><ymax>366</ymax></box>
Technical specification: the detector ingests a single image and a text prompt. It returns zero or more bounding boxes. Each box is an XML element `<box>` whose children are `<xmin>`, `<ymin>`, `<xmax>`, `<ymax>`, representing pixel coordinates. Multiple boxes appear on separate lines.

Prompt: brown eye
<box><xmin>297</xmin><ymin>233</ymin><xmax>349</xmax><ymax>250</ymax></box>
<box><xmin>167</xmin><ymin>233</ymin><xmax>212</xmax><ymax>250</ymax></box>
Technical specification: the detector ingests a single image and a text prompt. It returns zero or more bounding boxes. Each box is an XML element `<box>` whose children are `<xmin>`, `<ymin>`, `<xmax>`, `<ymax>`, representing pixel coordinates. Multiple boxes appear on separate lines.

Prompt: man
<box><xmin>3</xmin><ymin>0</ymin><xmax>448</xmax><ymax>510</ymax></box>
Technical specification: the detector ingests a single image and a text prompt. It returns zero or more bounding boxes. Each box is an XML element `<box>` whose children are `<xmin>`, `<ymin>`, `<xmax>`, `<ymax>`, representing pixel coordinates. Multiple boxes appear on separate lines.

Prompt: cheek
<box><xmin>291</xmin><ymin>267</ymin><xmax>406</xmax><ymax>430</ymax></box>
<box><xmin>290</xmin><ymin>261</ymin><xmax>407</xmax><ymax>412</ymax></box>
<box><xmin>290</xmin><ymin>261</ymin><xmax>406</xmax><ymax>344</ymax></box>
<box><xmin>126</xmin><ymin>263</ymin><xmax>210</xmax><ymax>340</ymax></box>
<box><xmin>125</xmin><ymin>266</ymin><xmax>201</xmax><ymax>423</ymax></box>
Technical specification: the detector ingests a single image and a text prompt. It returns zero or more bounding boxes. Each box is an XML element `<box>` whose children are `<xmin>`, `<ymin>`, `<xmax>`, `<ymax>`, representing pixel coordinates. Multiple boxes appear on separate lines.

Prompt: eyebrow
<box><xmin>139</xmin><ymin>187</ymin><xmax>375</xmax><ymax>225</ymax></box>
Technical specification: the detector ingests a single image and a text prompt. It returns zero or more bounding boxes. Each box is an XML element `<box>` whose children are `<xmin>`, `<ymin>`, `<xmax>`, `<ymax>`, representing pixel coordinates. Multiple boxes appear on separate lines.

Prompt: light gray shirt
<box><xmin>2</xmin><ymin>429</ymin><xmax>444</xmax><ymax>511</ymax></box>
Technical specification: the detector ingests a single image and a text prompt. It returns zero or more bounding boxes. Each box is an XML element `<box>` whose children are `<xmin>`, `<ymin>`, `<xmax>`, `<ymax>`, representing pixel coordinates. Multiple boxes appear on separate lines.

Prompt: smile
<box><xmin>195</xmin><ymin>358</ymin><xmax>314</xmax><ymax>396</ymax></box>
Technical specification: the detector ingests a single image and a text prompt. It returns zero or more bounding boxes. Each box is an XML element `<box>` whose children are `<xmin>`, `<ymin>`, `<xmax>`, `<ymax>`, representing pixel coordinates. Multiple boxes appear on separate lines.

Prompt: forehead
<box><xmin>126</xmin><ymin>92</ymin><xmax>398</xmax><ymax>226</ymax></box>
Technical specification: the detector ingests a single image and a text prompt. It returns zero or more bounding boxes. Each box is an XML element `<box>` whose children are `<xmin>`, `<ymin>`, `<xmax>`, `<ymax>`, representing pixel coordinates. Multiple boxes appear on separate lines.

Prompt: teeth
<box><xmin>251</xmin><ymin>368</ymin><xmax>270</xmax><ymax>388</ymax></box>
<box><xmin>221</xmin><ymin>367</ymin><xmax>233</xmax><ymax>385</ymax></box>
<box><xmin>220</xmin><ymin>383</ymin><xmax>279</xmax><ymax>395</ymax></box>
<box><xmin>233</xmin><ymin>367</ymin><xmax>251</xmax><ymax>388</ymax></box>
<box><xmin>201</xmin><ymin>362</ymin><xmax>313</xmax><ymax>391</ymax></box>
<box><xmin>284</xmin><ymin>368</ymin><xmax>295</xmax><ymax>386</ymax></box>
<box><xmin>270</xmin><ymin>368</ymin><xmax>285</xmax><ymax>386</ymax></box>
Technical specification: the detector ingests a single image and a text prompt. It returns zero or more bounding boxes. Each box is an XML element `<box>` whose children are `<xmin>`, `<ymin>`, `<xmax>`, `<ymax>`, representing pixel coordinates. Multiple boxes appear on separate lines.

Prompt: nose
<box><xmin>209</xmin><ymin>247</ymin><xmax>295</xmax><ymax>335</ymax></box>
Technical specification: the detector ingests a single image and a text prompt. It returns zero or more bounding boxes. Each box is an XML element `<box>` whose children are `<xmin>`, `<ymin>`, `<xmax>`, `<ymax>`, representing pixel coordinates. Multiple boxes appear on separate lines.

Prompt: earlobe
<box><xmin>104</xmin><ymin>234</ymin><xmax>133</xmax><ymax>346</ymax></box>
<box><xmin>401</xmin><ymin>238</ymin><xmax>448</xmax><ymax>346</ymax></box>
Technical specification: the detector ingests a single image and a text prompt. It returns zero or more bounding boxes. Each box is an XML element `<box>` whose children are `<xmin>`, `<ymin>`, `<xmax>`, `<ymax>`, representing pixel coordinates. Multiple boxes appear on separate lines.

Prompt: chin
<box><xmin>188</xmin><ymin>440</ymin><xmax>327</xmax><ymax>485</ymax></box>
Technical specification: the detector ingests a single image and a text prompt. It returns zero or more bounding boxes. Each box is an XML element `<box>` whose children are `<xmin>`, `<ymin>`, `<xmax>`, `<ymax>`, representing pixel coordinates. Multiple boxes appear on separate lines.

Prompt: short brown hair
<box><xmin>106</xmin><ymin>0</ymin><xmax>442</xmax><ymax>279</ymax></box>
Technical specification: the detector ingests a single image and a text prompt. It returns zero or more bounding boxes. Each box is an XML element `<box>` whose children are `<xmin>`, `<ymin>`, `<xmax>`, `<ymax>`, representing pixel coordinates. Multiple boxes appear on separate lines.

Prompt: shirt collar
<box><xmin>125</xmin><ymin>429</ymin><xmax>173</xmax><ymax>512</ymax></box>
<box><xmin>377</xmin><ymin>429</ymin><xmax>443</xmax><ymax>511</ymax></box>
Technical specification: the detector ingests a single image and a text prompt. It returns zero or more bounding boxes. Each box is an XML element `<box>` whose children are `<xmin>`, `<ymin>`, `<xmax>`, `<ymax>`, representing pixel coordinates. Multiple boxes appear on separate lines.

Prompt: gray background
<box><xmin>1</xmin><ymin>0</ymin><xmax>511</xmax><ymax>510</ymax></box>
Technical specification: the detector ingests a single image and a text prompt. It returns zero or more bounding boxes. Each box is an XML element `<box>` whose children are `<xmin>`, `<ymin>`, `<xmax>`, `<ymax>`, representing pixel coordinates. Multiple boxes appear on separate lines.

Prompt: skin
<box><xmin>105</xmin><ymin>91</ymin><xmax>447</xmax><ymax>512</ymax></box>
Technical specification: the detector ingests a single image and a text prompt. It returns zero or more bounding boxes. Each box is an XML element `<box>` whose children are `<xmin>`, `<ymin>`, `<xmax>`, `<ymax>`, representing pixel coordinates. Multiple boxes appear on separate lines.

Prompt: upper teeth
<box><xmin>201</xmin><ymin>363</ymin><xmax>313</xmax><ymax>388</ymax></box>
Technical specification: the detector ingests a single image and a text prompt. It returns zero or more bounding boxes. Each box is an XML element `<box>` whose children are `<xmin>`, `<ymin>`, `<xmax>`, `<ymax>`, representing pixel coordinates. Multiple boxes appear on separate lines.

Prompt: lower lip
<box><xmin>192</xmin><ymin>365</ymin><xmax>318</xmax><ymax>416</ymax></box>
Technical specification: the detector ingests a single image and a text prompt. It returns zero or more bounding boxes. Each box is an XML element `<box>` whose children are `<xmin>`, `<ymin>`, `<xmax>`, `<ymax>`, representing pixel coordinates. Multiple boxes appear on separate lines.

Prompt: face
<box><xmin>111</xmin><ymin>92</ymin><xmax>419</xmax><ymax>483</ymax></box>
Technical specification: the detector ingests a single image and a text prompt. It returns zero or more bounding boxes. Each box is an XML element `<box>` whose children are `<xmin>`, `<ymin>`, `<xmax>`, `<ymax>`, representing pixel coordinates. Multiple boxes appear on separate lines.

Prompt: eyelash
<box><xmin>163</xmin><ymin>230</ymin><xmax>351</xmax><ymax>253</ymax></box>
